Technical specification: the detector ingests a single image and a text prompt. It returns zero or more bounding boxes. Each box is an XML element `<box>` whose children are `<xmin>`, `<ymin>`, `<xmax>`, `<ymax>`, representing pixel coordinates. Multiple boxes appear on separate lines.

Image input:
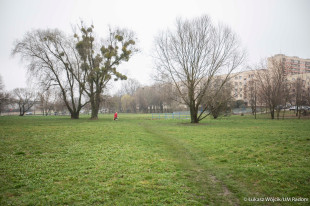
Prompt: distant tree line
<box><xmin>1</xmin><ymin>15</ymin><xmax>309</xmax><ymax>122</ymax></box>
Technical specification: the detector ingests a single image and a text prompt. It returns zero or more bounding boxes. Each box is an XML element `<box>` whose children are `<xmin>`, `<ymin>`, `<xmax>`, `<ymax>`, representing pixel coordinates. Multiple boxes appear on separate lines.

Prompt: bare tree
<box><xmin>53</xmin><ymin>93</ymin><xmax>68</xmax><ymax>115</ymax></box>
<box><xmin>12</xmin><ymin>88</ymin><xmax>37</xmax><ymax>116</ymax></box>
<box><xmin>158</xmin><ymin>82</ymin><xmax>175</xmax><ymax>112</ymax></box>
<box><xmin>118</xmin><ymin>78</ymin><xmax>141</xmax><ymax>113</ymax></box>
<box><xmin>102</xmin><ymin>95</ymin><xmax>121</xmax><ymax>113</ymax></box>
<box><xmin>290</xmin><ymin>76</ymin><xmax>307</xmax><ymax>118</ymax></box>
<box><xmin>121</xmin><ymin>78</ymin><xmax>141</xmax><ymax>96</ymax></box>
<box><xmin>38</xmin><ymin>88</ymin><xmax>58</xmax><ymax>116</ymax></box>
<box><xmin>0</xmin><ymin>75</ymin><xmax>11</xmax><ymax>115</ymax></box>
<box><xmin>306</xmin><ymin>84</ymin><xmax>310</xmax><ymax>107</ymax></box>
<box><xmin>133</xmin><ymin>85</ymin><xmax>164</xmax><ymax>113</ymax></box>
<box><xmin>135</xmin><ymin>87</ymin><xmax>152</xmax><ymax>113</ymax></box>
<box><xmin>255</xmin><ymin>58</ymin><xmax>288</xmax><ymax>119</ymax></box>
<box><xmin>154</xmin><ymin>15</ymin><xmax>245</xmax><ymax>123</ymax></box>
<box><xmin>12</xmin><ymin>29</ymin><xmax>88</xmax><ymax>119</ymax></box>
<box><xmin>121</xmin><ymin>94</ymin><xmax>136</xmax><ymax>113</ymax></box>
<box><xmin>247</xmin><ymin>78</ymin><xmax>258</xmax><ymax>118</ymax></box>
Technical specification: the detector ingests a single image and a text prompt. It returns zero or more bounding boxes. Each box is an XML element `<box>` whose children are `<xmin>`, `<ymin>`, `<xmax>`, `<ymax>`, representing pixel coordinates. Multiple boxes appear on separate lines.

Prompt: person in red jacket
<box><xmin>114</xmin><ymin>112</ymin><xmax>118</xmax><ymax>120</ymax></box>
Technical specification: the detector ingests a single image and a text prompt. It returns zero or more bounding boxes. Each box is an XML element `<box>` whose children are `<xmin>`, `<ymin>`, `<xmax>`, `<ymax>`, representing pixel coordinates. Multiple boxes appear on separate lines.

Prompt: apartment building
<box><xmin>268</xmin><ymin>54</ymin><xmax>310</xmax><ymax>75</ymax></box>
<box><xmin>231</xmin><ymin>54</ymin><xmax>310</xmax><ymax>106</ymax></box>
<box><xmin>231</xmin><ymin>70</ymin><xmax>258</xmax><ymax>103</ymax></box>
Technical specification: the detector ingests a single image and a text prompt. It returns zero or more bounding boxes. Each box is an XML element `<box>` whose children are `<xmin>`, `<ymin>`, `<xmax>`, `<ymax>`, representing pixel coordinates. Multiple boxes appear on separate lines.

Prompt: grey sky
<box><xmin>0</xmin><ymin>0</ymin><xmax>309</xmax><ymax>93</ymax></box>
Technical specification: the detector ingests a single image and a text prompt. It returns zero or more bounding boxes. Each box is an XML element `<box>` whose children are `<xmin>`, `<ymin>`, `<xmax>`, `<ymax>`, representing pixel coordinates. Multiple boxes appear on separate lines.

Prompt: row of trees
<box><xmin>2</xmin><ymin>55</ymin><xmax>309</xmax><ymax>120</ymax></box>
<box><xmin>152</xmin><ymin>15</ymin><xmax>309</xmax><ymax>122</ymax></box>
<box><xmin>3</xmin><ymin>15</ymin><xmax>309</xmax><ymax>122</ymax></box>
<box><xmin>10</xmin><ymin>15</ymin><xmax>245</xmax><ymax>123</ymax></box>
<box><xmin>83</xmin><ymin>79</ymin><xmax>179</xmax><ymax>114</ymax></box>
<box><xmin>0</xmin><ymin>76</ymin><xmax>177</xmax><ymax>116</ymax></box>
<box><xmin>0</xmin><ymin>79</ymin><xmax>68</xmax><ymax>116</ymax></box>
<box><xmin>12</xmin><ymin>23</ymin><xmax>137</xmax><ymax>119</ymax></box>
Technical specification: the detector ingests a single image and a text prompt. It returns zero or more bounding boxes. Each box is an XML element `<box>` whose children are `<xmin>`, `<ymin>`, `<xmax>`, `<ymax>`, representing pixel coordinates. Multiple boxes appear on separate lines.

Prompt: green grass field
<box><xmin>0</xmin><ymin>114</ymin><xmax>309</xmax><ymax>205</ymax></box>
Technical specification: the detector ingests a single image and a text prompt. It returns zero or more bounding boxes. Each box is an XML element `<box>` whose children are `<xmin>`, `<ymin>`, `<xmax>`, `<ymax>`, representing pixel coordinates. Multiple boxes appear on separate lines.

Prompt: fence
<box><xmin>151</xmin><ymin>108</ymin><xmax>263</xmax><ymax>120</ymax></box>
<box><xmin>151</xmin><ymin>111</ymin><xmax>192</xmax><ymax>120</ymax></box>
<box><xmin>231</xmin><ymin>107</ymin><xmax>265</xmax><ymax>115</ymax></box>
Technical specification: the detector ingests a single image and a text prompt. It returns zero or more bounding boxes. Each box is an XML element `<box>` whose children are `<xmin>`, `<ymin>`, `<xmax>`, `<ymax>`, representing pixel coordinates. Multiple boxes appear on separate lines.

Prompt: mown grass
<box><xmin>0</xmin><ymin>114</ymin><xmax>309</xmax><ymax>205</ymax></box>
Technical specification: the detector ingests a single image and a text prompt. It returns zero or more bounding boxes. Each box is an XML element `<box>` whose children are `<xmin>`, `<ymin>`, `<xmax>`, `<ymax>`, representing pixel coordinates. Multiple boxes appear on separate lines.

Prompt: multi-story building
<box><xmin>268</xmin><ymin>54</ymin><xmax>310</xmax><ymax>75</ymax></box>
<box><xmin>231</xmin><ymin>70</ymin><xmax>257</xmax><ymax>103</ymax></box>
<box><xmin>231</xmin><ymin>54</ymin><xmax>310</xmax><ymax>106</ymax></box>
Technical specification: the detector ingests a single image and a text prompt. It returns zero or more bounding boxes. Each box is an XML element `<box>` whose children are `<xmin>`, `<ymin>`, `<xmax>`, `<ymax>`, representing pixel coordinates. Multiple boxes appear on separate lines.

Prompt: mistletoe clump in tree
<box><xmin>75</xmin><ymin>24</ymin><xmax>138</xmax><ymax>119</ymax></box>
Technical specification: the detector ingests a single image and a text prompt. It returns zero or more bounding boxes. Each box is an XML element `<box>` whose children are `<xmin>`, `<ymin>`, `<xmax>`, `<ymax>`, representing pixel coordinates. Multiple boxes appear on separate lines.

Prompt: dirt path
<box><xmin>142</xmin><ymin>122</ymin><xmax>240</xmax><ymax>205</ymax></box>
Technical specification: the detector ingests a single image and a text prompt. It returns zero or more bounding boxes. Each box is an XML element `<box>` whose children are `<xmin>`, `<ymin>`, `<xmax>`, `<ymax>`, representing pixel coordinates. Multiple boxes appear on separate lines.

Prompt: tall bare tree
<box><xmin>154</xmin><ymin>15</ymin><xmax>245</xmax><ymax>123</ymax></box>
<box><xmin>255</xmin><ymin>58</ymin><xmax>288</xmax><ymax>119</ymax></box>
<box><xmin>74</xmin><ymin>24</ymin><xmax>138</xmax><ymax>119</ymax></box>
<box><xmin>12</xmin><ymin>29</ymin><xmax>87</xmax><ymax>119</ymax></box>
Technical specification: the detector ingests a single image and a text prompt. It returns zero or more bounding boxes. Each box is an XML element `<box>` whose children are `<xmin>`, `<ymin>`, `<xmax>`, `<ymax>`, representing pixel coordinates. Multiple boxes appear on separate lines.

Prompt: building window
<box><xmin>239</xmin><ymin>82</ymin><xmax>242</xmax><ymax>85</ymax></box>
<box><xmin>239</xmin><ymin>76</ymin><xmax>242</xmax><ymax>79</ymax></box>
<box><xmin>240</xmin><ymin>94</ymin><xmax>242</xmax><ymax>98</ymax></box>
<box><xmin>291</xmin><ymin>60</ymin><xmax>299</xmax><ymax>64</ymax></box>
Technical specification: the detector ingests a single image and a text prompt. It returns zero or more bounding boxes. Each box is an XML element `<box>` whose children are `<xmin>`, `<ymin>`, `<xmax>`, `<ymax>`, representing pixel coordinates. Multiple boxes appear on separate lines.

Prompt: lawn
<box><xmin>0</xmin><ymin>114</ymin><xmax>309</xmax><ymax>205</ymax></box>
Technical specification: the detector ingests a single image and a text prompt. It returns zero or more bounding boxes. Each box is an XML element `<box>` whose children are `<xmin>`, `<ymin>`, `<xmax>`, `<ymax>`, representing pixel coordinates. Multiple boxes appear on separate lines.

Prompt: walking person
<box><xmin>114</xmin><ymin>112</ymin><xmax>118</xmax><ymax>120</ymax></box>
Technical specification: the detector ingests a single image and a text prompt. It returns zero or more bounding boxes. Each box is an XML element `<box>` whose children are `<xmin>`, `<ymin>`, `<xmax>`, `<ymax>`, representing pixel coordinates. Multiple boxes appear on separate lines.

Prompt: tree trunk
<box><xmin>190</xmin><ymin>105</ymin><xmax>199</xmax><ymax>123</ymax></box>
<box><xmin>160</xmin><ymin>102</ymin><xmax>164</xmax><ymax>113</ymax></box>
<box><xmin>90</xmin><ymin>92</ymin><xmax>100</xmax><ymax>120</ymax></box>
<box><xmin>19</xmin><ymin>106</ymin><xmax>25</xmax><ymax>116</ymax></box>
<box><xmin>91</xmin><ymin>104</ymin><xmax>99</xmax><ymax>120</ymax></box>
<box><xmin>71</xmin><ymin>112</ymin><xmax>80</xmax><ymax>119</ymax></box>
<box><xmin>254</xmin><ymin>103</ymin><xmax>257</xmax><ymax>119</ymax></box>
<box><xmin>270</xmin><ymin>109</ymin><xmax>275</xmax><ymax>119</ymax></box>
<box><xmin>276</xmin><ymin>109</ymin><xmax>280</xmax><ymax>120</ymax></box>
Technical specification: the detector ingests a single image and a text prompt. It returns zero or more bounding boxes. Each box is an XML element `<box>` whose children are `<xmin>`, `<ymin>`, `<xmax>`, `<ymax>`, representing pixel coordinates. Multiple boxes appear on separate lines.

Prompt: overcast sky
<box><xmin>0</xmin><ymin>0</ymin><xmax>309</xmax><ymax>93</ymax></box>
